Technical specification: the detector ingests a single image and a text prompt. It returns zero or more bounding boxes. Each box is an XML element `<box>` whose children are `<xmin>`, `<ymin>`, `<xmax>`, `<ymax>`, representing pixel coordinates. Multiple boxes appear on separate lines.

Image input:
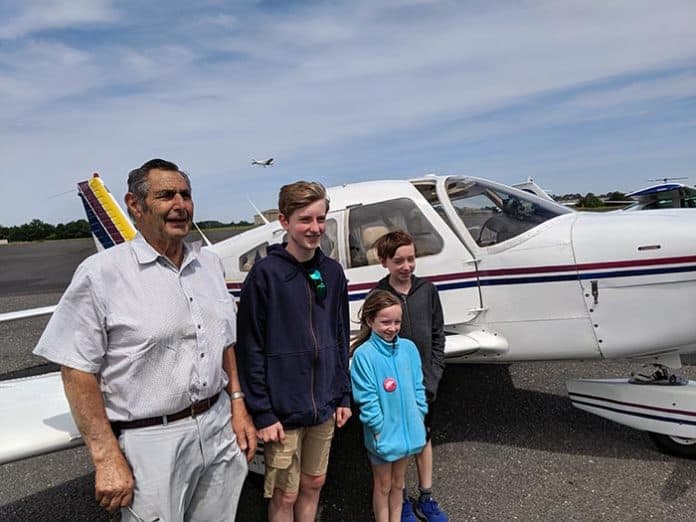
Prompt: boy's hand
<box><xmin>335</xmin><ymin>407</ymin><xmax>352</xmax><ymax>428</ymax></box>
<box><xmin>258</xmin><ymin>422</ymin><xmax>286</xmax><ymax>443</ymax></box>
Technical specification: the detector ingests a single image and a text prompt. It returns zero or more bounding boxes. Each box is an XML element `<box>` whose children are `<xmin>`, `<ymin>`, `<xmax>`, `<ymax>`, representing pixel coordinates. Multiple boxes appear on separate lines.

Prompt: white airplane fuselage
<box><xmin>212</xmin><ymin>176</ymin><xmax>696</xmax><ymax>365</ymax></box>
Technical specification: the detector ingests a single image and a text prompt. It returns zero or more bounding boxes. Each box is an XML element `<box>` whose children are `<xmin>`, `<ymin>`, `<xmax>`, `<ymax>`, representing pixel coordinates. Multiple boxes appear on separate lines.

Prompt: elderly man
<box><xmin>34</xmin><ymin>159</ymin><xmax>255</xmax><ymax>521</ymax></box>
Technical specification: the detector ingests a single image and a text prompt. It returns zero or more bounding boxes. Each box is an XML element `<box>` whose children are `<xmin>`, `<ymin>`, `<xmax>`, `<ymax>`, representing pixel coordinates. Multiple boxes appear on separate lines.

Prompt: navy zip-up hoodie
<box><xmin>236</xmin><ymin>244</ymin><xmax>351</xmax><ymax>430</ymax></box>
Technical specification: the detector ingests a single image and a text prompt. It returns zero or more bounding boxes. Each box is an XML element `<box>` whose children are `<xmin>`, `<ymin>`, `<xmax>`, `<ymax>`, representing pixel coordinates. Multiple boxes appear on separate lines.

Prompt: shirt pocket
<box><xmin>126</xmin><ymin>342</ymin><xmax>181</xmax><ymax>394</ymax></box>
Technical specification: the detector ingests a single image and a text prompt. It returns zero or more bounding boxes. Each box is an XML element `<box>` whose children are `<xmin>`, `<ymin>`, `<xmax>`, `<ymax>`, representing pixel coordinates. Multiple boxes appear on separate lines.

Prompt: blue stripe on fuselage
<box><xmin>229</xmin><ymin>262</ymin><xmax>696</xmax><ymax>302</ymax></box>
<box><xmin>570</xmin><ymin>398</ymin><xmax>696</xmax><ymax>426</ymax></box>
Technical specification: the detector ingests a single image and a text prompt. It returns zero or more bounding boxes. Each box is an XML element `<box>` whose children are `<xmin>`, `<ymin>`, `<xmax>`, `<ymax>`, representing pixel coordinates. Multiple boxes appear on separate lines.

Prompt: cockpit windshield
<box><xmin>445</xmin><ymin>178</ymin><xmax>570</xmax><ymax>246</ymax></box>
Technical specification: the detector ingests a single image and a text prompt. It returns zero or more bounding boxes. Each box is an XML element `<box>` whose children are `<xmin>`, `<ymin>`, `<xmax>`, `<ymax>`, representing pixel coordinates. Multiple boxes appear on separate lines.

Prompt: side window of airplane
<box><xmin>347</xmin><ymin>198</ymin><xmax>443</xmax><ymax>268</ymax></box>
<box><xmin>239</xmin><ymin>220</ymin><xmax>338</xmax><ymax>271</ymax></box>
<box><xmin>239</xmin><ymin>242</ymin><xmax>269</xmax><ymax>272</ymax></box>
<box><xmin>321</xmin><ymin>218</ymin><xmax>339</xmax><ymax>261</ymax></box>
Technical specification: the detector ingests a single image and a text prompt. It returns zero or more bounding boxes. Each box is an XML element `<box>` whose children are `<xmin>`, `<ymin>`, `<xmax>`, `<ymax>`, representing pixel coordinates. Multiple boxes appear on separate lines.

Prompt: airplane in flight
<box><xmin>251</xmin><ymin>158</ymin><xmax>274</xmax><ymax>167</ymax></box>
<box><xmin>3</xmin><ymin>172</ymin><xmax>696</xmax><ymax>469</ymax></box>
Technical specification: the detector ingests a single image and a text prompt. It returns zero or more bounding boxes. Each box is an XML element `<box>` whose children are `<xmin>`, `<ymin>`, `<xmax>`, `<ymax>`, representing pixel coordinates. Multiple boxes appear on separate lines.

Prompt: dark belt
<box><xmin>111</xmin><ymin>392</ymin><xmax>221</xmax><ymax>437</ymax></box>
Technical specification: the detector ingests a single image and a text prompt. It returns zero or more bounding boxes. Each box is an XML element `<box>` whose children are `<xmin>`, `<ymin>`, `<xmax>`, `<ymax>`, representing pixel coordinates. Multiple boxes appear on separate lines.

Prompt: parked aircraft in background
<box><xmin>623</xmin><ymin>181</ymin><xmax>696</xmax><ymax>211</ymax></box>
<box><xmin>3</xmin><ymin>172</ymin><xmax>696</xmax><ymax>468</ymax></box>
<box><xmin>251</xmin><ymin>158</ymin><xmax>273</xmax><ymax>167</ymax></box>
<box><xmin>513</xmin><ymin>176</ymin><xmax>696</xmax><ymax>212</ymax></box>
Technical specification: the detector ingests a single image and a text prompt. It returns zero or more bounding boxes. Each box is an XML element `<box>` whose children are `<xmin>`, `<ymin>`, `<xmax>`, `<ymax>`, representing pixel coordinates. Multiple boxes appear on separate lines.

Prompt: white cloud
<box><xmin>194</xmin><ymin>13</ymin><xmax>238</xmax><ymax>29</ymax></box>
<box><xmin>1</xmin><ymin>0</ymin><xmax>695</xmax><ymax>225</ymax></box>
<box><xmin>0</xmin><ymin>0</ymin><xmax>118</xmax><ymax>39</ymax></box>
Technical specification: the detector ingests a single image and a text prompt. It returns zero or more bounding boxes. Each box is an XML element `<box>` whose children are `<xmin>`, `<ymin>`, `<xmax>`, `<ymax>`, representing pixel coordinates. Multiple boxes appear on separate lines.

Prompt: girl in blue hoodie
<box><xmin>351</xmin><ymin>290</ymin><xmax>428</xmax><ymax>522</ymax></box>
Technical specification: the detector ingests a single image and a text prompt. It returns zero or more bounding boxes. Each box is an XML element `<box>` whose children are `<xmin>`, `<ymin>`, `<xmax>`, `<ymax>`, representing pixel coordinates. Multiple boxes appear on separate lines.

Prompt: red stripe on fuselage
<box><xmin>225</xmin><ymin>254</ymin><xmax>696</xmax><ymax>292</ymax></box>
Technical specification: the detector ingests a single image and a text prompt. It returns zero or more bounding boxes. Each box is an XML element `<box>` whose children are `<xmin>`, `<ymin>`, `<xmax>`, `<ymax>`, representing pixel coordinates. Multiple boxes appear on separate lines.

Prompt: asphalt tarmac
<box><xmin>1</xmin><ymin>238</ymin><xmax>696</xmax><ymax>521</ymax></box>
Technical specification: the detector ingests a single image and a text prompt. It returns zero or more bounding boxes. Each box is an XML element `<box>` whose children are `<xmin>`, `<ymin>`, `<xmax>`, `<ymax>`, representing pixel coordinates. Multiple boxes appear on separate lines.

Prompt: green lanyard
<box><xmin>307</xmin><ymin>268</ymin><xmax>327</xmax><ymax>300</ymax></box>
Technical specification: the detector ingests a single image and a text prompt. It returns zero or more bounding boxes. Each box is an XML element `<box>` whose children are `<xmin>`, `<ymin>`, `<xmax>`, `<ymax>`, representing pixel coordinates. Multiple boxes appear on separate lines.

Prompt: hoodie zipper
<box><xmin>398</xmin><ymin>292</ymin><xmax>414</xmax><ymax>341</ymax></box>
<box><xmin>307</xmin><ymin>280</ymin><xmax>319</xmax><ymax>423</ymax></box>
<box><xmin>391</xmin><ymin>339</ymin><xmax>412</xmax><ymax>458</ymax></box>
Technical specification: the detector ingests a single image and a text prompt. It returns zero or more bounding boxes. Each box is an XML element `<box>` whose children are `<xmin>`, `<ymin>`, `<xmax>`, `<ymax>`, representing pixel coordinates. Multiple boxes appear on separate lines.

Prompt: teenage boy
<box><xmin>374</xmin><ymin>230</ymin><xmax>448</xmax><ymax>522</ymax></box>
<box><xmin>236</xmin><ymin>181</ymin><xmax>352</xmax><ymax>522</ymax></box>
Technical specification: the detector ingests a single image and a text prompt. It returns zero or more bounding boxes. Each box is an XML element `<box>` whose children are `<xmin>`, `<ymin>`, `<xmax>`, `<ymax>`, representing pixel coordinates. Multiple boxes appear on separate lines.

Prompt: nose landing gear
<box><xmin>649</xmin><ymin>433</ymin><xmax>696</xmax><ymax>458</ymax></box>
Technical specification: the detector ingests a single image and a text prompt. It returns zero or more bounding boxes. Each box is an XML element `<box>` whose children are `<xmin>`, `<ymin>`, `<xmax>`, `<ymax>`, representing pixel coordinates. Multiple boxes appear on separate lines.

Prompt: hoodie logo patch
<box><xmin>383</xmin><ymin>377</ymin><xmax>397</xmax><ymax>392</ymax></box>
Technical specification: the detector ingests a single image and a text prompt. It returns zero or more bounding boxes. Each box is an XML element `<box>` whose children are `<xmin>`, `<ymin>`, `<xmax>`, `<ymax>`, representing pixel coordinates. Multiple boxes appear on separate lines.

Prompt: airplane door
<box><xmin>344</xmin><ymin>192</ymin><xmax>482</xmax><ymax>327</ymax></box>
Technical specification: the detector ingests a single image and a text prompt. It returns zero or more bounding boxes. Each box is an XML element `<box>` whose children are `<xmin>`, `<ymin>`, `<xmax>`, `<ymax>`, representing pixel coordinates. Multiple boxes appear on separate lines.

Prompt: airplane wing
<box><xmin>0</xmin><ymin>372</ymin><xmax>82</xmax><ymax>464</ymax></box>
<box><xmin>0</xmin><ymin>305</ymin><xmax>56</xmax><ymax>323</ymax></box>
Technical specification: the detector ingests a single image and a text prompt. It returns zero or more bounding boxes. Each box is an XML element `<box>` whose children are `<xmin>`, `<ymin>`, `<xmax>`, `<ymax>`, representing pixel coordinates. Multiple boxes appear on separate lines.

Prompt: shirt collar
<box><xmin>130</xmin><ymin>233</ymin><xmax>200</xmax><ymax>269</ymax></box>
<box><xmin>370</xmin><ymin>331</ymin><xmax>400</xmax><ymax>356</ymax></box>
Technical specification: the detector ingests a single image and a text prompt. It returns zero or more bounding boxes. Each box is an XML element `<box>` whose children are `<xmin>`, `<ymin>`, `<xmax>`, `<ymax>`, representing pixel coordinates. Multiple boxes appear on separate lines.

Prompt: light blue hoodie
<box><xmin>351</xmin><ymin>332</ymin><xmax>428</xmax><ymax>462</ymax></box>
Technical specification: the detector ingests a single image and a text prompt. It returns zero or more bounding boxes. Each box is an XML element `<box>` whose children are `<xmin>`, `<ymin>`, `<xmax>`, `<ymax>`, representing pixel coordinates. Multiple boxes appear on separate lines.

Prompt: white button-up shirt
<box><xmin>34</xmin><ymin>234</ymin><xmax>236</xmax><ymax>421</ymax></box>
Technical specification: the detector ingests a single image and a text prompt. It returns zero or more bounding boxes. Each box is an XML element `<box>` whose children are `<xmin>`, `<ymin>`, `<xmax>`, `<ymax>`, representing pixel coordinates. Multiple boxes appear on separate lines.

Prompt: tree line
<box><xmin>1</xmin><ymin>219</ymin><xmax>255</xmax><ymax>242</ymax></box>
<box><xmin>552</xmin><ymin>191</ymin><xmax>628</xmax><ymax>208</ymax></box>
<box><xmin>0</xmin><ymin>219</ymin><xmax>91</xmax><ymax>242</ymax></box>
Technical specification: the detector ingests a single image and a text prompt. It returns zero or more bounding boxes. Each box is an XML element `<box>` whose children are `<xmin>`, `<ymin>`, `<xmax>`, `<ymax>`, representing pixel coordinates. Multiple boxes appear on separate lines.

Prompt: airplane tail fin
<box><xmin>77</xmin><ymin>173</ymin><xmax>136</xmax><ymax>251</ymax></box>
<box><xmin>512</xmin><ymin>177</ymin><xmax>555</xmax><ymax>202</ymax></box>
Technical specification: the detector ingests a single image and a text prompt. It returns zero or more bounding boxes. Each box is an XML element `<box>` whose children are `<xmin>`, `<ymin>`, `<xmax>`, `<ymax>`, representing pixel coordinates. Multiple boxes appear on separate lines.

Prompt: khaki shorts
<box><xmin>263</xmin><ymin>418</ymin><xmax>335</xmax><ymax>498</ymax></box>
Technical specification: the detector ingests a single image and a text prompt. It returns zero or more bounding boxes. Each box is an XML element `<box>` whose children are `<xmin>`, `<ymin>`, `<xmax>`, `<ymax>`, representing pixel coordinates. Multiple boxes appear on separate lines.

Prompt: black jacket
<box><xmin>376</xmin><ymin>275</ymin><xmax>446</xmax><ymax>401</ymax></box>
<box><xmin>236</xmin><ymin>245</ymin><xmax>351</xmax><ymax>430</ymax></box>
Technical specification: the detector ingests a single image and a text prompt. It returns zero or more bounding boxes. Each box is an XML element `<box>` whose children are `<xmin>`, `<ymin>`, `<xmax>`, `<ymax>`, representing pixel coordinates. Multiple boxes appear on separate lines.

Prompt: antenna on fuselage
<box><xmin>648</xmin><ymin>177</ymin><xmax>688</xmax><ymax>184</ymax></box>
<box><xmin>193</xmin><ymin>222</ymin><xmax>213</xmax><ymax>247</ymax></box>
<box><xmin>247</xmin><ymin>197</ymin><xmax>270</xmax><ymax>225</ymax></box>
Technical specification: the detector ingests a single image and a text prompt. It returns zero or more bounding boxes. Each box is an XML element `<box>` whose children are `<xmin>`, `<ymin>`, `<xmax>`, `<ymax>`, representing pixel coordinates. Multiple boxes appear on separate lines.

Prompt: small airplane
<box><xmin>251</xmin><ymin>158</ymin><xmax>273</xmax><ymax>167</ymax></box>
<box><xmin>623</xmin><ymin>180</ymin><xmax>696</xmax><ymax>211</ymax></box>
<box><xmin>3</xmin><ymin>172</ymin><xmax>696</xmax><ymax>469</ymax></box>
<box><xmin>512</xmin><ymin>176</ymin><xmax>696</xmax><ymax>212</ymax></box>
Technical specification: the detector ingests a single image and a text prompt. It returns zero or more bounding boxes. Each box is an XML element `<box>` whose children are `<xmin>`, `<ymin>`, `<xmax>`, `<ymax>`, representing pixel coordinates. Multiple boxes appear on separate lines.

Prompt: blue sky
<box><xmin>1</xmin><ymin>0</ymin><xmax>695</xmax><ymax>225</ymax></box>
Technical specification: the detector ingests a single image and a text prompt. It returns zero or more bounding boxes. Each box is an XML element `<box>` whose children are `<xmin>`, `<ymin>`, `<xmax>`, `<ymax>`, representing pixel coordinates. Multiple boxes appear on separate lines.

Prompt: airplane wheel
<box><xmin>649</xmin><ymin>432</ymin><xmax>696</xmax><ymax>459</ymax></box>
